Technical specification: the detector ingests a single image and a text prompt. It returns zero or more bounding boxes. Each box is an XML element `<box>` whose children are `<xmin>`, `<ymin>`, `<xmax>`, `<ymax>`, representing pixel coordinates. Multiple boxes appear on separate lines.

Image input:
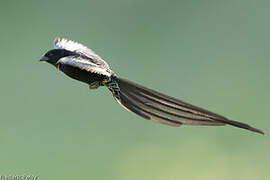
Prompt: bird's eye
<box><xmin>46</xmin><ymin>53</ymin><xmax>53</xmax><ymax>57</ymax></box>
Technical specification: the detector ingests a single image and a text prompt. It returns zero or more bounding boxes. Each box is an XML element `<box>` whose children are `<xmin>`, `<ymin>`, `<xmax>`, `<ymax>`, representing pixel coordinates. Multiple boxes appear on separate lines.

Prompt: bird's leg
<box><xmin>89</xmin><ymin>81</ymin><xmax>101</xmax><ymax>89</ymax></box>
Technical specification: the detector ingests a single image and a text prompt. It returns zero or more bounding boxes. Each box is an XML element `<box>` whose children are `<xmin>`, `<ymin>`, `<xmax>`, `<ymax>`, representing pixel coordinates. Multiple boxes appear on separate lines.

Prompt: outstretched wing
<box><xmin>54</xmin><ymin>37</ymin><xmax>110</xmax><ymax>70</ymax></box>
<box><xmin>54</xmin><ymin>38</ymin><xmax>113</xmax><ymax>76</ymax></box>
<box><xmin>57</xmin><ymin>56</ymin><xmax>112</xmax><ymax>77</ymax></box>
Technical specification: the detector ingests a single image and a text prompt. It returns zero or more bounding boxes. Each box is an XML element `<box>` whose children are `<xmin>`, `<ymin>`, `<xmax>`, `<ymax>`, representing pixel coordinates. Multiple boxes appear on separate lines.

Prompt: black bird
<box><xmin>40</xmin><ymin>38</ymin><xmax>264</xmax><ymax>135</ymax></box>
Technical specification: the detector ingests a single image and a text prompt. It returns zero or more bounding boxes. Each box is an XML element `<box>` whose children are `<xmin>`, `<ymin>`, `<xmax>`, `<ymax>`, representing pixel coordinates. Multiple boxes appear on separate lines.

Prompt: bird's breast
<box><xmin>60</xmin><ymin>64</ymin><xmax>107</xmax><ymax>85</ymax></box>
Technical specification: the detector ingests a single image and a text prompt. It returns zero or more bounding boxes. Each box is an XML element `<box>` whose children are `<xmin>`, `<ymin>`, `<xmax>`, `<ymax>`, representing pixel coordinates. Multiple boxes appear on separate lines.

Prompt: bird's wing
<box><xmin>113</xmin><ymin>77</ymin><xmax>264</xmax><ymax>134</ymax></box>
<box><xmin>57</xmin><ymin>56</ymin><xmax>112</xmax><ymax>77</ymax></box>
<box><xmin>54</xmin><ymin>38</ymin><xmax>110</xmax><ymax>69</ymax></box>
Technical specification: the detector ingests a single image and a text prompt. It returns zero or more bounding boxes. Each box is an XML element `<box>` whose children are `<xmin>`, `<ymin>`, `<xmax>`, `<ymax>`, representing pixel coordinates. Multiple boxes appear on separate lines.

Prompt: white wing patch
<box><xmin>54</xmin><ymin>37</ymin><xmax>110</xmax><ymax>69</ymax></box>
<box><xmin>57</xmin><ymin>56</ymin><xmax>112</xmax><ymax>77</ymax></box>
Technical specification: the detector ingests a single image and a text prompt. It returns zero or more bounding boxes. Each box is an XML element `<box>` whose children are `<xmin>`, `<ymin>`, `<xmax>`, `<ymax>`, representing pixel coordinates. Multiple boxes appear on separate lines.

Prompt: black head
<box><xmin>40</xmin><ymin>49</ymin><xmax>74</xmax><ymax>66</ymax></box>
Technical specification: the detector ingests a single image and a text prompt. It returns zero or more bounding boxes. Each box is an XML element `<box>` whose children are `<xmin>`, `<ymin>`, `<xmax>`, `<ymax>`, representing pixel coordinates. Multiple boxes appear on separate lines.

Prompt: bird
<box><xmin>40</xmin><ymin>38</ymin><xmax>264</xmax><ymax>135</ymax></box>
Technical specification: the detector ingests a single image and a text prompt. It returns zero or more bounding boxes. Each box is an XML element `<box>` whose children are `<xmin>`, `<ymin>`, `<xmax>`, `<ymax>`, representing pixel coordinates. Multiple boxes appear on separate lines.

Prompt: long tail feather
<box><xmin>112</xmin><ymin>77</ymin><xmax>264</xmax><ymax>135</ymax></box>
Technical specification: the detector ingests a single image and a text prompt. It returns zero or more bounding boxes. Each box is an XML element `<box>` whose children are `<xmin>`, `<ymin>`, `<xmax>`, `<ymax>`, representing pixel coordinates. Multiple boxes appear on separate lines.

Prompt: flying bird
<box><xmin>40</xmin><ymin>38</ymin><xmax>264</xmax><ymax>135</ymax></box>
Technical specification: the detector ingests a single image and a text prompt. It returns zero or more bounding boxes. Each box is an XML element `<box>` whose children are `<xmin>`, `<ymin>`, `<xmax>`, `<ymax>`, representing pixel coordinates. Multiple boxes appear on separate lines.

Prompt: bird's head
<box><xmin>40</xmin><ymin>49</ymin><xmax>74</xmax><ymax>66</ymax></box>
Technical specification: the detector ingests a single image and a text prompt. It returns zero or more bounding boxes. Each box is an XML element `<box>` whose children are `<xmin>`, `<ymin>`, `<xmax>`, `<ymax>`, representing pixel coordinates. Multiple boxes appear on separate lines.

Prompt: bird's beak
<box><xmin>40</xmin><ymin>56</ymin><xmax>49</xmax><ymax>62</ymax></box>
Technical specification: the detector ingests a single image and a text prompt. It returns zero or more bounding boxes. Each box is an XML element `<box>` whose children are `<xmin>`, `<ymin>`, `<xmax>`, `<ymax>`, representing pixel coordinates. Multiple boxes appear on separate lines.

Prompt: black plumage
<box><xmin>40</xmin><ymin>38</ymin><xmax>264</xmax><ymax>135</ymax></box>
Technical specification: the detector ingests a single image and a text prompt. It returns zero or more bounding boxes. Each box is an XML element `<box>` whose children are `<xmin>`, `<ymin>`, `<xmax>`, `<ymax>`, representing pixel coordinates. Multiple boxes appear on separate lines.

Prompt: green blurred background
<box><xmin>0</xmin><ymin>0</ymin><xmax>269</xmax><ymax>179</ymax></box>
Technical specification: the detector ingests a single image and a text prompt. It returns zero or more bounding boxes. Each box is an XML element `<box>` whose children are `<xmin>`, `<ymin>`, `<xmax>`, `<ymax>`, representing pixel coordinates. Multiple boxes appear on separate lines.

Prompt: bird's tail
<box><xmin>108</xmin><ymin>76</ymin><xmax>264</xmax><ymax>135</ymax></box>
